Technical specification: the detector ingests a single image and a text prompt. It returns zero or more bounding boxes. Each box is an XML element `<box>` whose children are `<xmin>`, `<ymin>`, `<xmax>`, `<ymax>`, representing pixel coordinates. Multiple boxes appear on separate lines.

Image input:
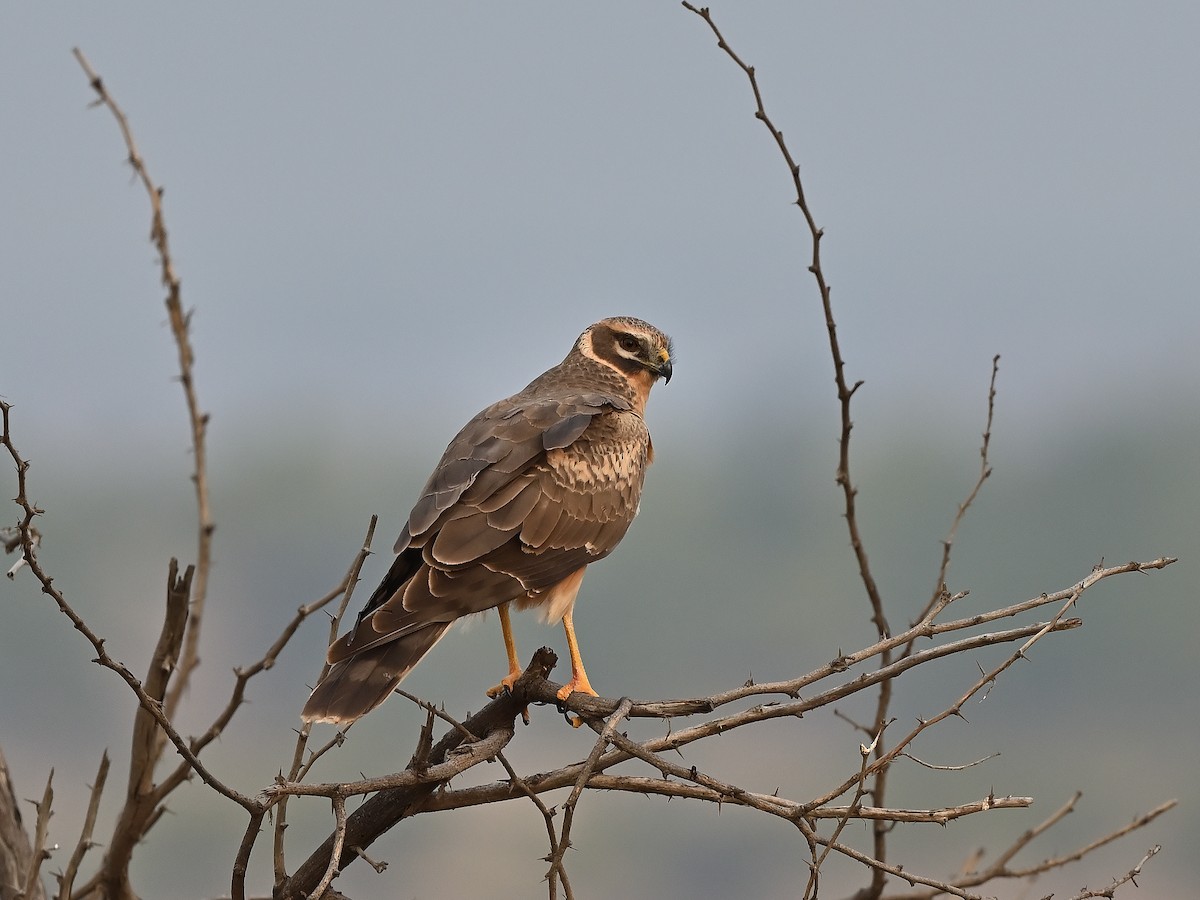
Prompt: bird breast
<box><xmin>545</xmin><ymin>412</ymin><xmax>651</xmax><ymax>516</ymax></box>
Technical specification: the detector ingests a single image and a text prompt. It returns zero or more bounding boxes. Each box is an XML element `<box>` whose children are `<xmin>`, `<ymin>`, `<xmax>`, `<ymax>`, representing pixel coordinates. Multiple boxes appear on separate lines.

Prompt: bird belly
<box><xmin>516</xmin><ymin>566</ymin><xmax>586</xmax><ymax>623</ymax></box>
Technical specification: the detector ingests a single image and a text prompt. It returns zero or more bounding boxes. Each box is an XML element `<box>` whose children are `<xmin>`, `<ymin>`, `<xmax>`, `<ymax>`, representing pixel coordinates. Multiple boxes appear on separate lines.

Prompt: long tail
<box><xmin>301</xmin><ymin>623</ymin><xmax>451</xmax><ymax>725</ymax></box>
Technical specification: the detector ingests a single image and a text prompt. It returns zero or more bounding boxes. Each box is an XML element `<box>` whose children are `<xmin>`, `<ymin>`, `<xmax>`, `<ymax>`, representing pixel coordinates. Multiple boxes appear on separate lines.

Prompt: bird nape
<box><xmin>301</xmin><ymin>316</ymin><xmax>673</xmax><ymax>725</ymax></box>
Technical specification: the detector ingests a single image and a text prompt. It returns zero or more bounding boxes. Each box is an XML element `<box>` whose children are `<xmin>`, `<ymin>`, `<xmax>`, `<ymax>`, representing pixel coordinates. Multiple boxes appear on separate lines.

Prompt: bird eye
<box><xmin>617</xmin><ymin>335</ymin><xmax>641</xmax><ymax>353</ymax></box>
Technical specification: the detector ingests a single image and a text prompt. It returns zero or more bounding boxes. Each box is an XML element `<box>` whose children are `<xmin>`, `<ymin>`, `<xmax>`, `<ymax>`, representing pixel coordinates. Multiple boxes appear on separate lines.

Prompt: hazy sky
<box><xmin>3</xmin><ymin>3</ymin><xmax>1198</xmax><ymax>467</ymax></box>
<box><xmin>2</xmin><ymin>4</ymin><xmax>1198</xmax><ymax>897</ymax></box>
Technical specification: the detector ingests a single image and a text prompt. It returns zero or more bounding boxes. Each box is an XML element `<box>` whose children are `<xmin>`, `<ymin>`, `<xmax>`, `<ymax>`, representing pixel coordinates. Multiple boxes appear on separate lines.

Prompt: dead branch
<box><xmin>23</xmin><ymin>771</ymin><xmax>52</xmax><ymax>900</ymax></box>
<box><xmin>580</xmin><ymin>777</ymin><xmax>1032</xmax><ymax>823</ymax></box>
<box><xmin>545</xmin><ymin>698</ymin><xmax>633</xmax><ymax>898</ymax></box>
<box><xmin>276</xmin><ymin>648</ymin><xmax>558</xmax><ymax>898</ymax></box>
<box><xmin>308</xmin><ymin>795</ymin><xmax>347</xmax><ymax>900</ymax></box>
<box><xmin>393</xmin><ymin>689</ymin><xmax>568</xmax><ymax>900</ymax></box>
<box><xmin>70</xmin><ymin>49</ymin><xmax>213</xmax><ymax>729</ymax></box>
<box><xmin>1069</xmin><ymin>844</ymin><xmax>1161</xmax><ymax>899</ymax></box>
<box><xmin>681</xmin><ymin>0</ymin><xmax>884</xmax><ymax>641</ymax></box>
<box><xmin>55</xmin><ymin>753</ymin><xmax>109</xmax><ymax>900</ymax></box>
<box><xmin>267</xmin><ymin>722</ymin><xmax>513</xmax><ymax>801</ymax></box>
<box><xmin>95</xmin><ymin>562</ymin><xmax>192</xmax><ymax>893</ymax></box>
<box><xmin>1007</xmin><ymin>799</ymin><xmax>1176</xmax><ymax>880</ymax></box>
<box><xmin>880</xmin><ymin>799</ymin><xmax>1175</xmax><ymax>899</ymax></box>
<box><xmin>678</xmin><ymin>9</ymin><xmax>981</xmax><ymax>890</ymax></box>
<box><xmin>6</xmin><ymin>373</ymin><xmax>1178</xmax><ymax>897</ymax></box>
<box><xmin>0</xmin><ymin>747</ymin><xmax>44</xmax><ymax>900</ymax></box>
<box><xmin>272</xmin><ymin>516</ymin><xmax>377</xmax><ymax>888</ymax></box>
<box><xmin>1</xmin><ymin>402</ymin><xmax>257</xmax><ymax>819</ymax></box>
<box><xmin>927</xmin><ymin>355</ymin><xmax>1000</xmax><ymax>609</ymax></box>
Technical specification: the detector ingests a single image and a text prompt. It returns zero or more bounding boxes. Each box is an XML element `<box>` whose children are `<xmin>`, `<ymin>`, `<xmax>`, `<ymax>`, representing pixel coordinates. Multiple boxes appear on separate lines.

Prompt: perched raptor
<box><xmin>302</xmin><ymin>316</ymin><xmax>673</xmax><ymax>725</ymax></box>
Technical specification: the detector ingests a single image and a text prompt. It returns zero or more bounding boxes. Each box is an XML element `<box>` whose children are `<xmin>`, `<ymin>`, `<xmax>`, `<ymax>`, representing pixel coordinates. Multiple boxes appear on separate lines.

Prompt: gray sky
<box><xmin>2</xmin><ymin>4</ymin><xmax>1198</xmax><ymax>897</ymax></box>
<box><xmin>4</xmin><ymin>3</ymin><xmax>1198</xmax><ymax>463</ymax></box>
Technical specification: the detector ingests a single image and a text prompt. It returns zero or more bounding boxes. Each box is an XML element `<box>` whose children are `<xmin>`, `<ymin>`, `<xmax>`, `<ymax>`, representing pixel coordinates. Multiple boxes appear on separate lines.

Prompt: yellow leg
<box><xmin>485</xmin><ymin>602</ymin><xmax>523</xmax><ymax>699</ymax></box>
<box><xmin>557</xmin><ymin>609</ymin><xmax>598</xmax><ymax>701</ymax></box>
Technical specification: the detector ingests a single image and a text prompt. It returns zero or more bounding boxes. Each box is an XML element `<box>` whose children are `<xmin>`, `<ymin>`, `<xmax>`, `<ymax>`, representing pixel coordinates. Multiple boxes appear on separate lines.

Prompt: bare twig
<box><xmin>580</xmin><ymin>778</ymin><xmax>1032</xmax><ymax>824</ymax></box>
<box><xmin>309</xmin><ymin>795</ymin><xmax>348</xmax><ymax>900</ymax></box>
<box><xmin>881</xmin><ymin>798</ymin><xmax>1175</xmax><ymax>899</ymax></box>
<box><xmin>56</xmin><ymin>753</ymin><xmax>109</xmax><ymax>900</ymax></box>
<box><xmin>808</xmin><ymin>726</ymin><xmax>884</xmax><ymax>898</ymax></box>
<box><xmin>1069</xmin><ymin>844</ymin><xmax>1161</xmax><ymax>899</ymax></box>
<box><xmin>397</xmin><ymin>559</ymin><xmax>1168</xmax><ymax>897</ymax></box>
<box><xmin>278</xmin><ymin>648</ymin><xmax>559</xmax><ymax>898</ymax></box>
<box><xmin>500</xmin><ymin>746</ymin><xmax>567</xmax><ymax>900</ymax></box>
<box><xmin>680</xmin><ymin>7</ymin><xmax>898</xmax><ymax>889</ymax></box>
<box><xmin>927</xmin><ymin>355</ymin><xmax>1000</xmax><ymax>609</ymax></box>
<box><xmin>988</xmin><ymin>789</ymin><xmax>1083</xmax><ymax>876</ymax></box>
<box><xmin>401</xmin><ymin>560</ymin><xmax>1168</xmax><ymax>813</ymax></box>
<box><xmin>0</xmin><ymin>748</ymin><xmax>42</xmax><ymax>899</ymax></box>
<box><xmin>1007</xmin><ymin>799</ymin><xmax>1176</xmax><ymax>880</ymax></box>
<box><xmin>809</xmin><ymin>586</ymin><xmax>1089</xmax><ymax>814</ymax></box>
<box><xmin>546</xmin><ymin>699</ymin><xmax>634</xmax><ymax>897</ymax></box>
<box><xmin>71</xmin><ymin>49</ymin><xmax>214</xmax><ymax>726</ymax></box>
<box><xmin>681</xmin><ymin>0</ymin><xmax>882</xmax><ymax>628</ymax></box>
<box><xmin>272</xmin><ymin>516</ymin><xmax>377</xmax><ymax>887</ymax></box>
<box><xmin>229</xmin><ymin>806</ymin><xmax>266</xmax><ymax>900</ymax></box>
<box><xmin>23</xmin><ymin>770</ymin><xmax>53</xmax><ymax>900</ymax></box>
<box><xmin>899</xmin><ymin>750</ymin><xmax>999</xmax><ymax>772</ymax></box>
<box><xmin>67</xmin><ymin>47</ymin><xmax>231</xmax><ymax>897</ymax></box>
<box><xmin>262</xmin><ymin>548</ymin><xmax>1172</xmax><ymax>898</ymax></box>
<box><xmin>95</xmin><ymin>561</ymin><xmax>192</xmax><ymax>889</ymax></box>
<box><xmin>526</xmin><ymin>557</ymin><xmax>1173</xmax><ymax>728</ymax></box>
<box><xmin>267</xmin><ymin>724</ymin><xmax>513</xmax><ymax>800</ymax></box>
<box><xmin>1</xmin><ymin>402</ymin><xmax>257</xmax><ymax>816</ymax></box>
<box><xmin>396</xmin><ymin>685</ymin><xmax>567</xmax><ymax>900</ymax></box>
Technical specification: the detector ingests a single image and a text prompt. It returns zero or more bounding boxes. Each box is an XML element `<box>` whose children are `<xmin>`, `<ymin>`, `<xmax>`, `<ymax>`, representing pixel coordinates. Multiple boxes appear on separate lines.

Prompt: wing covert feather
<box><xmin>355</xmin><ymin>395</ymin><xmax>650</xmax><ymax>651</ymax></box>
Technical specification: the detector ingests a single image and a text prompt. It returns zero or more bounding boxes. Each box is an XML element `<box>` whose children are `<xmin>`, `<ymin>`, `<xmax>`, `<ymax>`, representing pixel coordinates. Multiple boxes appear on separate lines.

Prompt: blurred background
<box><xmin>2</xmin><ymin>3</ymin><xmax>1197</xmax><ymax>897</ymax></box>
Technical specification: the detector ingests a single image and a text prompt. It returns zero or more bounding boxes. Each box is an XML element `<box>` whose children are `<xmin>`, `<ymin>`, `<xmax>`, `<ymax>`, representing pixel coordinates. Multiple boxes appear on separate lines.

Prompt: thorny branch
<box><xmin>679</xmin><ymin>5</ymin><xmax>905</xmax><ymax>892</ymax></box>
<box><xmin>2</xmin><ymin>402</ymin><xmax>256</xmax><ymax>816</ymax></box>
<box><xmin>277</xmin><ymin>649</ymin><xmax>560</xmax><ymax>898</ymax></box>
<box><xmin>68</xmin><ymin>44</ymin><xmax>217</xmax><ymax>899</ymax></box>
<box><xmin>269</xmin><ymin>554</ymin><xmax>1171</xmax><ymax>896</ymax></box>
<box><xmin>1070</xmin><ymin>844</ymin><xmax>1162</xmax><ymax>900</ymax></box>
<box><xmin>71</xmin><ymin>47</ymin><xmax>213</xmax><ymax>729</ymax></box>
<box><xmin>56</xmin><ymin>752</ymin><xmax>110</xmax><ymax>899</ymax></box>
<box><xmin>23</xmin><ymin>771</ymin><xmax>52</xmax><ymax>900</ymax></box>
<box><xmin>881</xmin><ymin>800</ymin><xmax>1175</xmax><ymax>900</ymax></box>
<box><xmin>545</xmin><ymin>698</ymin><xmax>634</xmax><ymax>898</ymax></box>
<box><xmin>272</xmin><ymin>516</ymin><xmax>378</xmax><ymax>889</ymax></box>
<box><xmin>2</xmin><ymin>393</ymin><xmax>383</xmax><ymax>899</ymax></box>
<box><xmin>2</xmin><ymin>421</ymin><xmax>1178</xmax><ymax>900</ymax></box>
<box><xmin>928</xmin><ymin>355</ymin><xmax>1000</xmax><ymax>610</ymax></box>
<box><xmin>0</xmin><ymin>51</ymin><xmax>384</xmax><ymax>900</ymax></box>
<box><xmin>0</xmin><ymin>748</ymin><xmax>44</xmax><ymax>900</ymax></box>
<box><xmin>675</xmin><ymin>8</ymin><xmax>1168</xmax><ymax>900</ymax></box>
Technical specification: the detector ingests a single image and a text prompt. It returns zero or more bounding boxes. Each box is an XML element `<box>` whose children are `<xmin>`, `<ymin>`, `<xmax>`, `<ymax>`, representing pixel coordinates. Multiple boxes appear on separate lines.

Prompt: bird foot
<box><xmin>486</xmin><ymin>669</ymin><xmax>530</xmax><ymax>724</ymax></box>
<box><xmin>486</xmin><ymin>668</ymin><xmax>522</xmax><ymax>699</ymax></box>
<box><xmin>556</xmin><ymin>677</ymin><xmax>598</xmax><ymax>728</ymax></box>
<box><xmin>555</xmin><ymin>678</ymin><xmax>598</xmax><ymax>702</ymax></box>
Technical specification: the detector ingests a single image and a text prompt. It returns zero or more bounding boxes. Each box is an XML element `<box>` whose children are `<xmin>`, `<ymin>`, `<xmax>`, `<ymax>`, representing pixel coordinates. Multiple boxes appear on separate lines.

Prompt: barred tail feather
<box><xmin>301</xmin><ymin>623</ymin><xmax>451</xmax><ymax>725</ymax></box>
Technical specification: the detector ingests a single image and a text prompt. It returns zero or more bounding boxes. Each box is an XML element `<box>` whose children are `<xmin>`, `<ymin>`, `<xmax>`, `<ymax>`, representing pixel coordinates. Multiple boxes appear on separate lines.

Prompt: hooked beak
<box><xmin>654</xmin><ymin>351</ymin><xmax>673</xmax><ymax>384</ymax></box>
